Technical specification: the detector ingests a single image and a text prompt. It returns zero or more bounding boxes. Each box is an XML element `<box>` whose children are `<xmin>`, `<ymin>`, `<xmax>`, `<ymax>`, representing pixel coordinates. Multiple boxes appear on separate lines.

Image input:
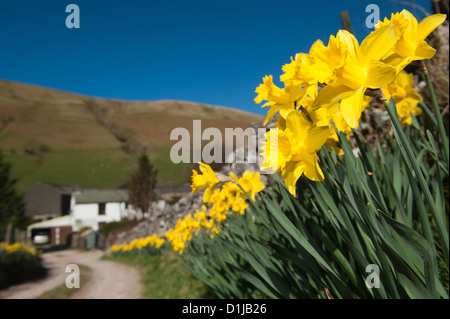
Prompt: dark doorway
<box><xmin>99</xmin><ymin>203</ymin><xmax>106</xmax><ymax>215</ymax></box>
<box><xmin>61</xmin><ymin>194</ymin><xmax>71</xmax><ymax>215</ymax></box>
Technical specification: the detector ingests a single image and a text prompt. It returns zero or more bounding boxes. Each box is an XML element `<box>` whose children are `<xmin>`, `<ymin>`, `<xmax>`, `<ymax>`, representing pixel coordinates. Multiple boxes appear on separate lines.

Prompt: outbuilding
<box><xmin>27</xmin><ymin>189</ymin><xmax>132</xmax><ymax>247</ymax></box>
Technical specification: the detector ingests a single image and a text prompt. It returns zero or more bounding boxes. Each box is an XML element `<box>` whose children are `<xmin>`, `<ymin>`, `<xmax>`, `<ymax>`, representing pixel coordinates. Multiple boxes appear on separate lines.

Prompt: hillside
<box><xmin>0</xmin><ymin>80</ymin><xmax>263</xmax><ymax>193</ymax></box>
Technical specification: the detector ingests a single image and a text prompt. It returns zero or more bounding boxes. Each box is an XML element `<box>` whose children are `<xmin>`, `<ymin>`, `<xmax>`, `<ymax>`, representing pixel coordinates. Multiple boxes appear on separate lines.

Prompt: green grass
<box><xmin>6</xmin><ymin>153</ymin><xmax>42</xmax><ymax>181</ymax></box>
<box><xmin>35</xmin><ymin>264</ymin><xmax>92</xmax><ymax>299</ymax></box>
<box><xmin>104</xmin><ymin>249</ymin><xmax>213</xmax><ymax>299</ymax></box>
<box><xmin>5</xmin><ymin>149</ymin><xmax>135</xmax><ymax>193</ymax></box>
<box><xmin>149</xmin><ymin>149</ymin><xmax>192</xmax><ymax>184</ymax></box>
<box><xmin>4</xmin><ymin>148</ymin><xmax>191</xmax><ymax>193</ymax></box>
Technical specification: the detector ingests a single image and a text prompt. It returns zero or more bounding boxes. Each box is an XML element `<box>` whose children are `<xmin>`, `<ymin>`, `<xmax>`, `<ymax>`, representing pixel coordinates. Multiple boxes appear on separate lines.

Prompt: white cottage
<box><xmin>71</xmin><ymin>189</ymin><xmax>130</xmax><ymax>232</ymax></box>
<box><xmin>27</xmin><ymin>188</ymin><xmax>133</xmax><ymax>246</ymax></box>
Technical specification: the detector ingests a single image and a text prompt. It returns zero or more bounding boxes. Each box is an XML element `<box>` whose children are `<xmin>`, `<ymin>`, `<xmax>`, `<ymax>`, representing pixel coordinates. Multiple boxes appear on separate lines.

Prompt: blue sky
<box><xmin>0</xmin><ymin>0</ymin><xmax>433</xmax><ymax>116</ymax></box>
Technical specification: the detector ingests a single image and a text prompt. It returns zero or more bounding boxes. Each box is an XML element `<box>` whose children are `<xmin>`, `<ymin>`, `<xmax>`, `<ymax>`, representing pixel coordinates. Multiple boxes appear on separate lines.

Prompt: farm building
<box><xmin>24</xmin><ymin>182</ymin><xmax>73</xmax><ymax>220</ymax></box>
<box><xmin>26</xmin><ymin>188</ymin><xmax>132</xmax><ymax>247</ymax></box>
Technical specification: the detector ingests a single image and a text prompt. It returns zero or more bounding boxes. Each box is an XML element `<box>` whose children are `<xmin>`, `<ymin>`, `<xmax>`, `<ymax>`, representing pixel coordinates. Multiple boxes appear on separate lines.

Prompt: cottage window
<box><xmin>99</xmin><ymin>203</ymin><xmax>106</xmax><ymax>215</ymax></box>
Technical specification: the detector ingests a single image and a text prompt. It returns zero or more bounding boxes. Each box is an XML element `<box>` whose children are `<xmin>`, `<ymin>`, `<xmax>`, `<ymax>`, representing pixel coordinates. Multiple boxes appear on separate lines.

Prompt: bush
<box><xmin>0</xmin><ymin>242</ymin><xmax>45</xmax><ymax>289</ymax></box>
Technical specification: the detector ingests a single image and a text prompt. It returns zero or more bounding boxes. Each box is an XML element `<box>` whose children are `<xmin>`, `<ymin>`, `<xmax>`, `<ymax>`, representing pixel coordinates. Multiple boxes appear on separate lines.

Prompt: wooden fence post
<box><xmin>340</xmin><ymin>10</ymin><xmax>353</xmax><ymax>33</ymax></box>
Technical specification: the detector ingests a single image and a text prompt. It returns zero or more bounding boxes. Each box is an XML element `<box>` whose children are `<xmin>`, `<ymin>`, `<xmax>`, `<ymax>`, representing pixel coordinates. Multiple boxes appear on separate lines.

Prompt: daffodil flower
<box><xmin>312</xmin><ymin>26</ymin><xmax>398</xmax><ymax>129</ymax></box>
<box><xmin>254</xmin><ymin>75</ymin><xmax>308</xmax><ymax>125</ymax></box>
<box><xmin>169</xmin><ymin>168</ymin><xmax>266</xmax><ymax>253</ymax></box>
<box><xmin>382</xmin><ymin>70</ymin><xmax>422</xmax><ymax>125</ymax></box>
<box><xmin>191</xmin><ymin>162</ymin><xmax>220</xmax><ymax>203</ymax></box>
<box><xmin>281</xmin><ymin>53</ymin><xmax>314</xmax><ymax>86</ymax></box>
<box><xmin>309</xmin><ymin>102</ymin><xmax>353</xmax><ymax>156</ymax></box>
<box><xmin>261</xmin><ymin>111</ymin><xmax>329</xmax><ymax>196</ymax></box>
<box><xmin>375</xmin><ymin>10</ymin><xmax>446</xmax><ymax>73</ymax></box>
<box><xmin>307</xmin><ymin>34</ymin><xmax>349</xmax><ymax>85</ymax></box>
<box><xmin>229</xmin><ymin>171</ymin><xmax>265</xmax><ymax>200</ymax></box>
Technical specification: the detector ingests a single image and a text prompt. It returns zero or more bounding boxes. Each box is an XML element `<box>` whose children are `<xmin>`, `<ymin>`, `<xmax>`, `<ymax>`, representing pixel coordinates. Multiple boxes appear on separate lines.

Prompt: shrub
<box><xmin>0</xmin><ymin>242</ymin><xmax>44</xmax><ymax>289</ymax></box>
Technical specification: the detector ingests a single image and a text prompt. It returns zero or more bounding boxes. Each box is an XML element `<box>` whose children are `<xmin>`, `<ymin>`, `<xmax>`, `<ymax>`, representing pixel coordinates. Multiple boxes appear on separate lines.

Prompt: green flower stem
<box><xmin>383</xmin><ymin>96</ymin><xmax>449</xmax><ymax>265</ymax></box>
<box><xmin>421</xmin><ymin>61</ymin><xmax>449</xmax><ymax>167</ymax></box>
<box><xmin>419</xmin><ymin>101</ymin><xmax>438</xmax><ymax>128</ymax></box>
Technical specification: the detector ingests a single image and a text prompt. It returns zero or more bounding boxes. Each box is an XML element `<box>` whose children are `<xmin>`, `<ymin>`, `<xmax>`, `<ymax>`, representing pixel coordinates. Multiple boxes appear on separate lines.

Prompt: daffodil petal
<box><xmin>408</xmin><ymin>89</ymin><xmax>423</xmax><ymax>103</ymax></box>
<box><xmin>336</xmin><ymin>30</ymin><xmax>360</xmax><ymax>62</ymax></box>
<box><xmin>360</xmin><ymin>25</ymin><xmax>398</xmax><ymax>66</ymax></box>
<box><xmin>417</xmin><ymin>13</ymin><xmax>446</xmax><ymax>41</ymax></box>
<box><xmin>305</xmin><ymin>126</ymin><xmax>330</xmax><ymax>152</ymax></box>
<box><xmin>414</xmin><ymin>40</ymin><xmax>436</xmax><ymax>60</ymax></box>
<box><xmin>382</xmin><ymin>53</ymin><xmax>405</xmax><ymax>69</ymax></box>
<box><xmin>283</xmin><ymin>161</ymin><xmax>305</xmax><ymax>196</ymax></box>
<box><xmin>340</xmin><ymin>86</ymin><xmax>366</xmax><ymax>128</ymax></box>
<box><xmin>261</xmin><ymin>101</ymin><xmax>275</xmax><ymax>109</ymax></box>
<box><xmin>365</xmin><ymin>61</ymin><xmax>397</xmax><ymax>89</ymax></box>
<box><xmin>203</xmin><ymin>186</ymin><xmax>214</xmax><ymax>203</ymax></box>
<box><xmin>312</xmin><ymin>84</ymin><xmax>354</xmax><ymax>111</ymax></box>
<box><xmin>309</xmin><ymin>102</ymin><xmax>340</xmax><ymax>126</ymax></box>
<box><xmin>279</xmin><ymin>105</ymin><xmax>296</xmax><ymax>120</ymax></box>
<box><xmin>263</xmin><ymin>103</ymin><xmax>280</xmax><ymax>125</ymax></box>
<box><xmin>333</xmin><ymin>61</ymin><xmax>366</xmax><ymax>90</ymax></box>
<box><xmin>229</xmin><ymin>171</ymin><xmax>239</xmax><ymax>181</ymax></box>
<box><xmin>302</xmin><ymin>153</ymin><xmax>324</xmax><ymax>182</ymax></box>
<box><xmin>286</xmin><ymin>111</ymin><xmax>311</xmax><ymax>143</ymax></box>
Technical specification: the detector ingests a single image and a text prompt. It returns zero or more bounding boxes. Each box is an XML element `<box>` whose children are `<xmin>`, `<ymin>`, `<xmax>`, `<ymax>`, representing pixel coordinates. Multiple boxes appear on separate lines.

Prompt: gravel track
<box><xmin>0</xmin><ymin>249</ymin><xmax>143</xmax><ymax>299</ymax></box>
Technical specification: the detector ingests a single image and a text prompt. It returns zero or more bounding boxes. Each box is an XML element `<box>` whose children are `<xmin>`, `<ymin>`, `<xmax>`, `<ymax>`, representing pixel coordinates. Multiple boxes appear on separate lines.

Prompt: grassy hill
<box><xmin>0</xmin><ymin>80</ymin><xmax>263</xmax><ymax>193</ymax></box>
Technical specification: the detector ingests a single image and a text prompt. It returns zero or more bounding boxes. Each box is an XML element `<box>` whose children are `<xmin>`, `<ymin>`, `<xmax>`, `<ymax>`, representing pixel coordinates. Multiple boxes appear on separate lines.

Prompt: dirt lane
<box><xmin>0</xmin><ymin>249</ymin><xmax>143</xmax><ymax>299</ymax></box>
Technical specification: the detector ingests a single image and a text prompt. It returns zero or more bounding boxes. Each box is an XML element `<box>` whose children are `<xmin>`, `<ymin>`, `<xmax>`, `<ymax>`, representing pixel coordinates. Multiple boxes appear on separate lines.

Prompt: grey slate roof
<box><xmin>74</xmin><ymin>189</ymin><xmax>129</xmax><ymax>204</ymax></box>
<box><xmin>25</xmin><ymin>182</ymin><xmax>73</xmax><ymax>217</ymax></box>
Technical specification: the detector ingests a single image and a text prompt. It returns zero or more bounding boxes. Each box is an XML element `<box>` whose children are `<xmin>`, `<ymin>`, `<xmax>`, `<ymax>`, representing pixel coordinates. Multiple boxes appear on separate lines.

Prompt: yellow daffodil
<box><xmin>382</xmin><ymin>70</ymin><xmax>422</xmax><ymax>125</ymax></box>
<box><xmin>154</xmin><ymin>238</ymin><xmax>165</xmax><ymax>248</ymax></box>
<box><xmin>208</xmin><ymin>226</ymin><xmax>220</xmax><ymax>238</ymax></box>
<box><xmin>110</xmin><ymin>245</ymin><xmax>121</xmax><ymax>252</ymax></box>
<box><xmin>375</xmin><ymin>10</ymin><xmax>446</xmax><ymax>73</ymax></box>
<box><xmin>309</xmin><ymin>102</ymin><xmax>353</xmax><ymax>156</ymax></box>
<box><xmin>0</xmin><ymin>242</ymin><xmax>37</xmax><ymax>255</ymax></box>
<box><xmin>167</xmin><ymin>168</ymin><xmax>265</xmax><ymax>254</ymax></box>
<box><xmin>307</xmin><ymin>34</ymin><xmax>349</xmax><ymax>85</ymax></box>
<box><xmin>230</xmin><ymin>171</ymin><xmax>265</xmax><ymax>200</ymax></box>
<box><xmin>231</xmin><ymin>197</ymin><xmax>249</xmax><ymax>215</ymax></box>
<box><xmin>281</xmin><ymin>53</ymin><xmax>316</xmax><ymax>86</ymax></box>
<box><xmin>280</xmin><ymin>35</ymin><xmax>348</xmax><ymax>90</ymax></box>
<box><xmin>261</xmin><ymin>127</ymin><xmax>296</xmax><ymax>174</ymax></box>
<box><xmin>261</xmin><ymin>111</ymin><xmax>329</xmax><ymax>196</ymax></box>
<box><xmin>165</xmin><ymin>215</ymin><xmax>195</xmax><ymax>254</ymax></box>
<box><xmin>254</xmin><ymin>75</ymin><xmax>308</xmax><ymax>125</ymax></box>
<box><xmin>109</xmin><ymin>235</ymin><xmax>165</xmax><ymax>253</ymax></box>
<box><xmin>191</xmin><ymin>162</ymin><xmax>220</xmax><ymax>203</ymax></box>
<box><xmin>209</xmin><ymin>189</ymin><xmax>229</xmax><ymax>222</ymax></box>
<box><xmin>312</xmin><ymin>26</ymin><xmax>398</xmax><ymax>129</ymax></box>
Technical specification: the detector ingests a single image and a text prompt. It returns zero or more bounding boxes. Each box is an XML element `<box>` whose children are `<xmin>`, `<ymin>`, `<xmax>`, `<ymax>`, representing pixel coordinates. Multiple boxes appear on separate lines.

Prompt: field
<box><xmin>4</xmin><ymin>148</ymin><xmax>195</xmax><ymax>193</ymax></box>
<box><xmin>0</xmin><ymin>80</ymin><xmax>262</xmax><ymax>193</ymax></box>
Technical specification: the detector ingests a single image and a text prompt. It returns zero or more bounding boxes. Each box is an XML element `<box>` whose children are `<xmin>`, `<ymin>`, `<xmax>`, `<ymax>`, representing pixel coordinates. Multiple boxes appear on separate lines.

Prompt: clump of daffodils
<box><xmin>112</xmin><ymin>163</ymin><xmax>265</xmax><ymax>255</ymax></box>
<box><xmin>381</xmin><ymin>70</ymin><xmax>423</xmax><ymax>125</ymax></box>
<box><xmin>110</xmin><ymin>235</ymin><xmax>165</xmax><ymax>253</ymax></box>
<box><xmin>255</xmin><ymin>9</ymin><xmax>446</xmax><ymax>196</ymax></box>
<box><xmin>165</xmin><ymin>205</ymin><xmax>219</xmax><ymax>254</ymax></box>
<box><xmin>0</xmin><ymin>242</ymin><xmax>37</xmax><ymax>255</ymax></box>
<box><xmin>165</xmin><ymin>163</ymin><xmax>265</xmax><ymax>254</ymax></box>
